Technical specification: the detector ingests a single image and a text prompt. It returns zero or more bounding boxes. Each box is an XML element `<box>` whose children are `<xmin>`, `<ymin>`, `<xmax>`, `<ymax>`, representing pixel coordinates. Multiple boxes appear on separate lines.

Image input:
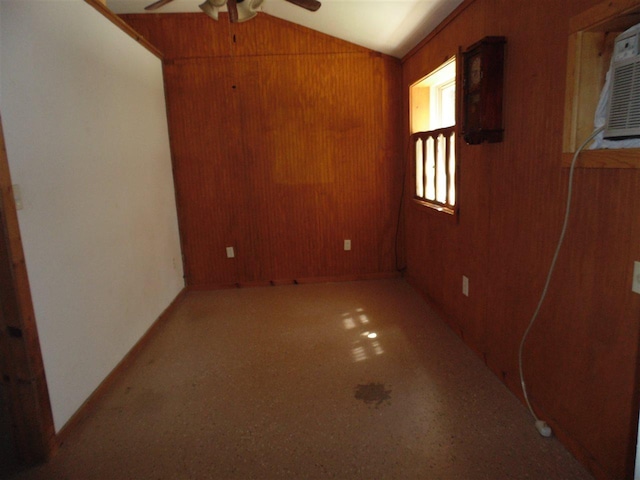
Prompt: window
<box><xmin>562</xmin><ymin>0</ymin><xmax>640</xmax><ymax>168</ymax></box>
<box><xmin>410</xmin><ymin>57</ymin><xmax>457</xmax><ymax>213</ymax></box>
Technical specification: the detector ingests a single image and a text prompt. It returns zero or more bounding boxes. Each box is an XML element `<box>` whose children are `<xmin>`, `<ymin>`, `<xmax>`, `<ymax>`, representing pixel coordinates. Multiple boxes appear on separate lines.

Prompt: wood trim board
<box><xmin>0</xmin><ymin>111</ymin><xmax>57</xmax><ymax>464</ymax></box>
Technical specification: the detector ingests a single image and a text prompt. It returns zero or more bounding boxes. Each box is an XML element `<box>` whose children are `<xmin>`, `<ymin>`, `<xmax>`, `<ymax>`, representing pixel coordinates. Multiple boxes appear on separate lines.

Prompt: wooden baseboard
<box><xmin>295</xmin><ymin>271</ymin><xmax>401</xmax><ymax>284</ymax></box>
<box><xmin>56</xmin><ymin>287</ymin><xmax>187</xmax><ymax>445</ymax></box>
<box><xmin>187</xmin><ymin>271</ymin><xmax>402</xmax><ymax>291</ymax></box>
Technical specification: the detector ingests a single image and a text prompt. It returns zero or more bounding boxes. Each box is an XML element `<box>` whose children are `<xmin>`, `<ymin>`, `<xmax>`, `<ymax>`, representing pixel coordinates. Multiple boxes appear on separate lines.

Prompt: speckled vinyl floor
<box><xmin>8</xmin><ymin>279</ymin><xmax>593</xmax><ymax>480</ymax></box>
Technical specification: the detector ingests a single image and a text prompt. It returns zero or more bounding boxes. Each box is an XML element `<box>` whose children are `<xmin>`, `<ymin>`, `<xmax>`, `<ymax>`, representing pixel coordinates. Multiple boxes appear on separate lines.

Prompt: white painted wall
<box><xmin>0</xmin><ymin>0</ymin><xmax>184</xmax><ymax>431</ymax></box>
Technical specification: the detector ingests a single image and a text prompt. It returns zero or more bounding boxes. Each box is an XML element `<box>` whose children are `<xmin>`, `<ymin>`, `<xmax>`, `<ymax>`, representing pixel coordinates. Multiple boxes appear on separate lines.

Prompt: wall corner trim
<box><xmin>84</xmin><ymin>0</ymin><xmax>163</xmax><ymax>59</ymax></box>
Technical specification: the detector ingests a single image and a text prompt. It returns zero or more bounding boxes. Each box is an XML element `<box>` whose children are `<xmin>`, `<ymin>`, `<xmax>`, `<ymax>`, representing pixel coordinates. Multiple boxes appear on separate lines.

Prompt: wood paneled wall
<box><xmin>121</xmin><ymin>13</ymin><xmax>402</xmax><ymax>288</ymax></box>
<box><xmin>403</xmin><ymin>0</ymin><xmax>639</xmax><ymax>479</ymax></box>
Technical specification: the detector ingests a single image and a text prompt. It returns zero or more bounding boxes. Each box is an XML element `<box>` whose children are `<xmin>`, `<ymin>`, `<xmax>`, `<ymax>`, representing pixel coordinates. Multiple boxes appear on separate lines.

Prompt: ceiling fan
<box><xmin>144</xmin><ymin>0</ymin><xmax>321</xmax><ymax>23</ymax></box>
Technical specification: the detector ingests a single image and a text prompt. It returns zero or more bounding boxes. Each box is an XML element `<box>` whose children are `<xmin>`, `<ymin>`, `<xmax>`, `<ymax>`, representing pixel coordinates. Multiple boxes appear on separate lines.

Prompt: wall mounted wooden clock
<box><xmin>462</xmin><ymin>36</ymin><xmax>506</xmax><ymax>145</ymax></box>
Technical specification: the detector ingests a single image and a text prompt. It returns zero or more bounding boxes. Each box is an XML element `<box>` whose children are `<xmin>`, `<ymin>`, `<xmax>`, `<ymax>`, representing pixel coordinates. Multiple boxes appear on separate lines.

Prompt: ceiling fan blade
<box><xmin>227</xmin><ymin>0</ymin><xmax>239</xmax><ymax>22</ymax></box>
<box><xmin>144</xmin><ymin>0</ymin><xmax>176</xmax><ymax>10</ymax></box>
<box><xmin>284</xmin><ymin>0</ymin><xmax>321</xmax><ymax>12</ymax></box>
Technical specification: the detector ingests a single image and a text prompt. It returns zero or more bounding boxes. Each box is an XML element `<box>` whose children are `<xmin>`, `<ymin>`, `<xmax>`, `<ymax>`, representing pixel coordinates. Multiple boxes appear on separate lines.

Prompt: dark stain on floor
<box><xmin>355</xmin><ymin>382</ymin><xmax>391</xmax><ymax>407</ymax></box>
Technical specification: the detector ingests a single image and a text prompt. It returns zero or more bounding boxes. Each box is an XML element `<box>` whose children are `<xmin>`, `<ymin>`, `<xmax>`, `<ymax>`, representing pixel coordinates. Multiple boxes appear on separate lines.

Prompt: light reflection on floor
<box><xmin>342</xmin><ymin>308</ymin><xmax>385</xmax><ymax>362</ymax></box>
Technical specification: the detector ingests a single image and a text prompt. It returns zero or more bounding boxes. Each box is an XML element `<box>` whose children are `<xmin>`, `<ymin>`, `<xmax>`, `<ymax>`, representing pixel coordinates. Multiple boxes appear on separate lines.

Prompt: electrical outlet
<box><xmin>633</xmin><ymin>261</ymin><xmax>640</xmax><ymax>294</ymax></box>
<box><xmin>462</xmin><ymin>275</ymin><xmax>469</xmax><ymax>297</ymax></box>
<box><xmin>344</xmin><ymin>239</ymin><xmax>351</xmax><ymax>251</ymax></box>
<box><xmin>226</xmin><ymin>246</ymin><xmax>235</xmax><ymax>259</ymax></box>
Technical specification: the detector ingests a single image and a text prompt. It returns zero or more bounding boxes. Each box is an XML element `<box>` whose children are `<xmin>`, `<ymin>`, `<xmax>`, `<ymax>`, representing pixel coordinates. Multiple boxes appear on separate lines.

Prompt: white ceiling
<box><xmin>107</xmin><ymin>0</ymin><xmax>464</xmax><ymax>58</ymax></box>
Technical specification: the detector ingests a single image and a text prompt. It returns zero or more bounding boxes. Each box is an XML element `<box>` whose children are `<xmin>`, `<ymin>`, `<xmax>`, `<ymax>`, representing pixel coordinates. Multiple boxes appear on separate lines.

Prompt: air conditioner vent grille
<box><xmin>604</xmin><ymin>60</ymin><xmax>640</xmax><ymax>138</ymax></box>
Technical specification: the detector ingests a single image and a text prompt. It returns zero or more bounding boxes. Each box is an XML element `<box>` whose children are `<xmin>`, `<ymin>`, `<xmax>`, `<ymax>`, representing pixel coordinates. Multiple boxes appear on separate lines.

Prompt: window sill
<box><xmin>412</xmin><ymin>198</ymin><xmax>459</xmax><ymax>220</ymax></box>
<box><xmin>561</xmin><ymin>148</ymin><xmax>640</xmax><ymax>169</ymax></box>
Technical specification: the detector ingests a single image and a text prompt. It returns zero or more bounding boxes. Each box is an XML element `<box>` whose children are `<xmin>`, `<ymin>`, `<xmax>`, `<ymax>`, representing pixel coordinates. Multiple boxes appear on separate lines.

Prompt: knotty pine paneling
<box><xmin>402</xmin><ymin>0</ymin><xmax>639</xmax><ymax>479</ymax></box>
<box><xmin>122</xmin><ymin>13</ymin><xmax>402</xmax><ymax>287</ymax></box>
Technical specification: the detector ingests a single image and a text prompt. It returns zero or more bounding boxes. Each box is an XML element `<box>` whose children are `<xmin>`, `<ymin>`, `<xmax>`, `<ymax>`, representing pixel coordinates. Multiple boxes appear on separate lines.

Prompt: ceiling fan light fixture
<box><xmin>148</xmin><ymin>0</ymin><xmax>319</xmax><ymax>16</ymax></box>
<box><xmin>236</xmin><ymin>0</ymin><xmax>264</xmax><ymax>22</ymax></box>
<box><xmin>199</xmin><ymin>0</ymin><xmax>226</xmax><ymax>21</ymax></box>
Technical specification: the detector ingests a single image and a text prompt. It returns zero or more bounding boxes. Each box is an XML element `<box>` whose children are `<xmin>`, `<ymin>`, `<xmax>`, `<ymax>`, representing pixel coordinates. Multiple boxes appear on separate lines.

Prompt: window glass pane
<box><xmin>425</xmin><ymin>136</ymin><xmax>435</xmax><ymax>201</ymax></box>
<box><xmin>449</xmin><ymin>133</ymin><xmax>456</xmax><ymax>206</ymax></box>
<box><xmin>439</xmin><ymin>82</ymin><xmax>456</xmax><ymax>128</ymax></box>
<box><xmin>410</xmin><ymin>58</ymin><xmax>456</xmax><ymax>132</ymax></box>
<box><xmin>435</xmin><ymin>134</ymin><xmax>447</xmax><ymax>203</ymax></box>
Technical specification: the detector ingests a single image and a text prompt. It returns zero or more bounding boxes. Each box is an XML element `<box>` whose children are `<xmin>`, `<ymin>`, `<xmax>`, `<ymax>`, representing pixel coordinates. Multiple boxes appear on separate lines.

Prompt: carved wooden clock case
<box><xmin>462</xmin><ymin>36</ymin><xmax>506</xmax><ymax>145</ymax></box>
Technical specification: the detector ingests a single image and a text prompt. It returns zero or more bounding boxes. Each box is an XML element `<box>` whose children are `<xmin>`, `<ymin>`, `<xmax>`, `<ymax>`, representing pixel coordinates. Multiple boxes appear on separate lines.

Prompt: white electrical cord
<box><xmin>518</xmin><ymin>125</ymin><xmax>605</xmax><ymax>438</ymax></box>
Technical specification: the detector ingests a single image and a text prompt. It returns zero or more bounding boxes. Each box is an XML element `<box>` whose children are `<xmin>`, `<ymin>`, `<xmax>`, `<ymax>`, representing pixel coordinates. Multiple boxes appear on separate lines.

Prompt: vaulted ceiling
<box><xmin>107</xmin><ymin>0</ymin><xmax>464</xmax><ymax>58</ymax></box>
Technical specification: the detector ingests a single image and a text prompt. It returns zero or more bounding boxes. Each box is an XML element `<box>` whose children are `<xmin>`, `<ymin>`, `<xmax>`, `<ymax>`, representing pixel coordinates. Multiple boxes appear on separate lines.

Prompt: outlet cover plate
<box><xmin>226</xmin><ymin>246</ymin><xmax>235</xmax><ymax>258</ymax></box>
<box><xmin>462</xmin><ymin>275</ymin><xmax>469</xmax><ymax>297</ymax></box>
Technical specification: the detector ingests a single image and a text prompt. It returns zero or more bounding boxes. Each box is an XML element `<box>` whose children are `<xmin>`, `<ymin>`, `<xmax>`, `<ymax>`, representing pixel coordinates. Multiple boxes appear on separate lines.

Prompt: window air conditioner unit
<box><xmin>604</xmin><ymin>29</ymin><xmax>640</xmax><ymax>139</ymax></box>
